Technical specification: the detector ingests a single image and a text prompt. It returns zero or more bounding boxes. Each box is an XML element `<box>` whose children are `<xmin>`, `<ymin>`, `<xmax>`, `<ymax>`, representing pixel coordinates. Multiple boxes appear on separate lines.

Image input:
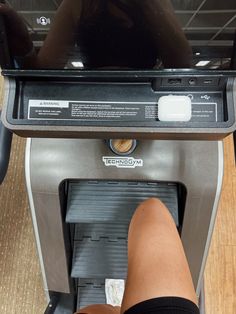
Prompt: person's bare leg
<box><xmin>121</xmin><ymin>198</ymin><xmax>198</xmax><ymax>313</ymax></box>
<box><xmin>77</xmin><ymin>304</ymin><xmax>120</xmax><ymax>314</ymax></box>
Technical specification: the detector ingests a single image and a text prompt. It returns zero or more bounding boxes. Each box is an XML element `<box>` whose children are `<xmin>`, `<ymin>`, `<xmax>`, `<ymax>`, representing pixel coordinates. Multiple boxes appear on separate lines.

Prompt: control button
<box><xmin>109</xmin><ymin>139</ymin><xmax>137</xmax><ymax>156</ymax></box>
<box><xmin>158</xmin><ymin>96</ymin><xmax>192</xmax><ymax>122</ymax></box>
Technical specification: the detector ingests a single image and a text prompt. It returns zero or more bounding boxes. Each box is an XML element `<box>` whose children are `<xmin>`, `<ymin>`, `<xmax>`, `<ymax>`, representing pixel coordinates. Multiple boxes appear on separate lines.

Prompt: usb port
<box><xmin>168</xmin><ymin>78</ymin><xmax>182</xmax><ymax>85</ymax></box>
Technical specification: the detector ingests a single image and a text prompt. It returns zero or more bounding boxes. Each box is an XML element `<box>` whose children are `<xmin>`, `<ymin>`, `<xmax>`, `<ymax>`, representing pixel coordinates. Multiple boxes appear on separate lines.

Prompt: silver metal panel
<box><xmin>29</xmin><ymin>138</ymin><xmax>221</xmax><ymax>293</ymax></box>
<box><xmin>25</xmin><ymin>138</ymin><xmax>50</xmax><ymax>302</ymax></box>
<box><xmin>199</xmin><ymin>279</ymin><xmax>206</xmax><ymax>314</ymax></box>
<box><xmin>31</xmin><ymin>191</ymin><xmax>71</xmax><ymax>293</ymax></box>
<box><xmin>195</xmin><ymin>142</ymin><xmax>224</xmax><ymax>295</ymax></box>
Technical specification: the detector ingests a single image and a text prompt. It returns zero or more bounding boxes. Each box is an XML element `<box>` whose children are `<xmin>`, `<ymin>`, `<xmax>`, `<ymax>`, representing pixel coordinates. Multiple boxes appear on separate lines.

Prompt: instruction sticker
<box><xmin>192</xmin><ymin>103</ymin><xmax>217</xmax><ymax>122</ymax></box>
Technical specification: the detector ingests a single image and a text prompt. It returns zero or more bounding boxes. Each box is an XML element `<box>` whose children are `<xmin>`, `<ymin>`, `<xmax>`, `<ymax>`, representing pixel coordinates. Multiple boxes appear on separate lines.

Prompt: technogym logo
<box><xmin>103</xmin><ymin>157</ymin><xmax>143</xmax><ymax>169</ymax></box>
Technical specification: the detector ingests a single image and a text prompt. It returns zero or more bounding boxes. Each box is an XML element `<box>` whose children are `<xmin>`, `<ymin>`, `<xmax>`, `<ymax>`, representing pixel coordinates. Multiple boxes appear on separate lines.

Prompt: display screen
<box><xmin>0</xmin><ymin>0</ymin><xmax>236</xmax><ymax>71</ymax></box>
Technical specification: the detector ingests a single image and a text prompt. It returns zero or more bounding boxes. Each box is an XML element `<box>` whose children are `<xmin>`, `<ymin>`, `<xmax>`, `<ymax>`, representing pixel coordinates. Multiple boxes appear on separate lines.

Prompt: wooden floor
<box><xmin>0</xmin><ymin>76</ymin><xmax>236</xmax><ymax>313</ymax></box>
<box><xmin>204</xmin><ymin>135</ymin><xmax>236</xmax><ymax>314</ymax></box>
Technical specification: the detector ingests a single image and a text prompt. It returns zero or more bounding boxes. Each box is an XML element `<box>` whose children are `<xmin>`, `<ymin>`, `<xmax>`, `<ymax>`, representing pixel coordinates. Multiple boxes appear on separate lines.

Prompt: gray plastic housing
<box><xmin>1</xmin><ymin>70</ymin><xmax>236</xmax><ymax>140</ymax></box>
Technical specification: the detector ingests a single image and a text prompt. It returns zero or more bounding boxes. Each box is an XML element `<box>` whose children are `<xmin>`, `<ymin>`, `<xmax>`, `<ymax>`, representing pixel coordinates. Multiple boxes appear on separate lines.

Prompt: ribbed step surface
<box><xmin>77</xmin><ymin>279</ymin><xmax>106</xmax><ymax>309</ymax></box>
<box><xmin>66</xmin><ymin>181</ymin><xmax>179</xmax><ymax>226</ymax></box>
<box><xmin>74</xmin><ymin>223</ymin><xmax>128</xmax><ymax>241</ymax></box>
<box><xmin>72</xmin><ymin>224</ymin><xmax>128</xmax><ymax>279</ymax></box>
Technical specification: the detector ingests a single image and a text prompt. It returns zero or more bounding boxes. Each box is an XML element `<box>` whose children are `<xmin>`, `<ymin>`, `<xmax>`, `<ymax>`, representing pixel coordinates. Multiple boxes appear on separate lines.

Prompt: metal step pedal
<box><xmin>66</xmin><ymin>181</ymin><xmax>179</xmax><ymax>226</ymax></box>
<box><xmin>77</xmin><ymin>279</ymin><xmax>106</xmax><ymax>309</ymax></box>
<box><xmin>71</xmin><ymin>224</ymin><xmax>128</xmax><ymax>279</ymax></box>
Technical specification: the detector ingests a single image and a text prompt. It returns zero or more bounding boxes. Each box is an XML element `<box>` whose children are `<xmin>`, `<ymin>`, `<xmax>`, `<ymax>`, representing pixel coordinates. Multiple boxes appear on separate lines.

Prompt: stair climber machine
<box><xmin>1</xmin><ymin>1</ymin><xmax>236</xmax><ymax>313</ymax></box>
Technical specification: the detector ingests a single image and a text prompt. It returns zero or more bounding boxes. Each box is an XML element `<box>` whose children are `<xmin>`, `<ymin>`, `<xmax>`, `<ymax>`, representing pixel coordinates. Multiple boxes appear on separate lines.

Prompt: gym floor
<box><xmin>0</xmin><ymin>76</ymin><xmax>235</xmax><ymax>313</ymax></box>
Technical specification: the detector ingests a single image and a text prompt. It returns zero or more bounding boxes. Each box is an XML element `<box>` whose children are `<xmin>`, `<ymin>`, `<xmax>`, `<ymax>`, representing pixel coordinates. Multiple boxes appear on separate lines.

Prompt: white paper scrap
<box><xmin>105</xmin><ymin>279</ymin><xmax>125</xmax><ymax>306</ymax></box>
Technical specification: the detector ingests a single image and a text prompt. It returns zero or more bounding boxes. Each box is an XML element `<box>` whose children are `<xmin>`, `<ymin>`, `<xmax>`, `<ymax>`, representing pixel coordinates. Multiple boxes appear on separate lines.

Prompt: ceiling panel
<box><xmin>189</xmin><ymin>13</ymin><xmax>236</xmax><ymax>28</ymax></box>
<box><xmin>185</xmin><ymin>31</ymin><xmax>216</xmax><ymax>41</ymax></box>
<box><xmin>215</xmin><ymin>31</ymin><xmax>236</xmax><ymax>40</ymax></box>
<box><xmin>171</xmin><ymin>0</ymin><xmax>203</xmax><ymax>11</ymax></box>
<box><xmin>6</xmin><ymin>0</ymin><xmax>61</xmax><ymax>10</ymax></box>
<box><xmin>175</xmin><ymin>14</ymin><xmax>193</xmax><ymax>26</ymax></box>
<box><xmin>201</xmin><ymin>0</ymin><xmax>236</xmax><ymax>10</ymax></box>
<box><xmin>228</xmin><ymin>16</ymin><xmax>236</xmax><ymax>27</ymax></box>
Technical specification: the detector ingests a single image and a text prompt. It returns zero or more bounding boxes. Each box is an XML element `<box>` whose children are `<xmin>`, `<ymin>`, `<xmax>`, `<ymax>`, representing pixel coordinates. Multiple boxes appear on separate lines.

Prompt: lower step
<box><xmin>72</xmin><ymin>238</ymin><xmax>127</xmax><ymax>279</ymax></box>
<box><xmin>77</xmin><ymin>279</ymin><xmax>106</xmax><ymax>309</ymax></box>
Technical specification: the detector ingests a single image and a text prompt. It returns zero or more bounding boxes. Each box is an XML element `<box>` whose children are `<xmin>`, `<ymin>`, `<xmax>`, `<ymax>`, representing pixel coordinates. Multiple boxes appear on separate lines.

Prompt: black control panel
<box><xmin>1</xmin><ymin>70</ymin><xmax>236</xmax><ymax>140</ymax></box>
<box><xmin>25</xmin><ymin>83</ymin><xmax>224</xmax><ymax>126</ymax></box>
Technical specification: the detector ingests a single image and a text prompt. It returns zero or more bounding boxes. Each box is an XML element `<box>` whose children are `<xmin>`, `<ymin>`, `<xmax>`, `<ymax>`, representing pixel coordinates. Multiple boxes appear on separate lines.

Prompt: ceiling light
<box><xmin>196</xmin><ymin>60</ymin><xmax>211</xmax><ymax>67</ymax></box>
<box><xmin>71</xmin><ymin>61</ymin><xmax>84</xmax><ymax>68</ymax></box>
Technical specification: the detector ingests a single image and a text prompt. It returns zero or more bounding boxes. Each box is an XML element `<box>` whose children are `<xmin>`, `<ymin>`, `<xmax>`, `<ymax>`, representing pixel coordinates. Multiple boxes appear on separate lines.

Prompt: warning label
<box><xmin>28</xmin><ymin>99</ymin><xmax>218</xmax><ymax>123</ymax></box>
<box><xmin>28</xmin><ymin>100</ymin><xmax>158</xmax><ymax>121</ymax></box>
